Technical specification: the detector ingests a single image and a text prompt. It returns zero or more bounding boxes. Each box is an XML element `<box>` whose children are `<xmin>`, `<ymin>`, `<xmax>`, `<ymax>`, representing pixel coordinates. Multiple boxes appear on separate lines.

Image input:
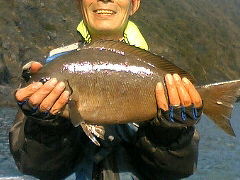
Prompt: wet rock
<box><xmin>0</xmin><ymin>58</ymin><xmax>11</xmax><ymax>84</ymax></box>
<box><xmin>0</xmin><ymin>0</ymin><xmax>80</xmax><ymax>88</ymax></box>
<box><xmin>132</xmin><ymin>0</ymin><xmax>240</xmax><ymax>84</ymax></box>
<box><xmin>0</xmin><ymin>85</ymin><xmax>16</xmax><ymax>107</ymax></box>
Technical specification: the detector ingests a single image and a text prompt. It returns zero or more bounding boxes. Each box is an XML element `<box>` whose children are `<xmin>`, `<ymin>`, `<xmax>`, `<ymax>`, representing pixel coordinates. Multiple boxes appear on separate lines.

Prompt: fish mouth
<box><xmin>93</xmin><ymin>9</ymin><xmax>116</xmax><ymax>15</ymax></box>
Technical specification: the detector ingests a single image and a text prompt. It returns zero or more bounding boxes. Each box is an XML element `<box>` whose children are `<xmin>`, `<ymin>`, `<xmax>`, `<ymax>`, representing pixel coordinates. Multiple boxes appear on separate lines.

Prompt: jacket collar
<box><xmin>77</xmin><ymin>20</ymin><xmax>149</xmax><ymax>50</ymax></box>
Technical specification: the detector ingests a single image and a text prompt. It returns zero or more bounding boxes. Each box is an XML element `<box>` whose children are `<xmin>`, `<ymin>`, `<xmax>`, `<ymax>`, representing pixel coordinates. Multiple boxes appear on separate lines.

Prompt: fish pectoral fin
<box><xmin>64</xmin><ymin>80</ymin><xmax>73</xmax><ymax>96</ymax></box>
<box><xmin>80</xmin><ymin>122</ymin><xmax>101</xmax><ymax>146</ymax></box>
<box><xmin>68</xmin><ymin>99</ymin><xmax>81</xmax><ymax>127</ymax></box>
<box><xmin>68</xmin><ymin>99</ymin><xmax>101</xmax><ymax>146</ymax></box>
<box><xmin>65</xmin><ymin>80</ymin><xmax>79</xmax><ymax>127</ymax></box>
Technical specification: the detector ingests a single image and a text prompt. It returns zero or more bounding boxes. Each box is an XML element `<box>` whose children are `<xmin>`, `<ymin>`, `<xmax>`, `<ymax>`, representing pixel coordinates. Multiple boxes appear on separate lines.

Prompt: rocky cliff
<box><xmin>1</xmin><ymin>0</ymin><xmax>240</xmax><ymax>106</ymax></box>
<box><xmin>133</xmin><ymin>0</ymin><xmax>240</xmax><ymax>83</ymax></box>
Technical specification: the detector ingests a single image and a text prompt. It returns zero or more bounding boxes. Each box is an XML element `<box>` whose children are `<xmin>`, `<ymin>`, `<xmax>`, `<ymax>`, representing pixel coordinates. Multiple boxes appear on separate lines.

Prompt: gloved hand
<box><xmin>15</xmin><ymin>61</ymin><xmax>70</xmax><ymax>121</ymax></box>
<box><xmin>154</xmin><ymin>73</ymin><xmax>203</xmax><ymax>128</ymax></box>
<box><xmin>141</xmin><ymin>74</ymin><xmax>202</xmax><ymax>149</ymax></box>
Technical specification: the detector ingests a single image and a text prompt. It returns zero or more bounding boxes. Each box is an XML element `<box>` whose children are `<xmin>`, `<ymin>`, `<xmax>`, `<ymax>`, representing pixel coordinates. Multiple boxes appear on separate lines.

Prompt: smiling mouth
<box><xmin>94</xmin><ymin>9</ymin><xmax>116</xmax><ymax>15</ymax></box>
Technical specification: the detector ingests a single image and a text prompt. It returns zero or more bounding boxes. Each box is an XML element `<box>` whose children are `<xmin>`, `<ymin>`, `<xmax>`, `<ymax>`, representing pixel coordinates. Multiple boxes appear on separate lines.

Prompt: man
<box><xmin>10</xmin><ymin>0</ymin><xmax>203</xmax><ymax>179</ymax></box>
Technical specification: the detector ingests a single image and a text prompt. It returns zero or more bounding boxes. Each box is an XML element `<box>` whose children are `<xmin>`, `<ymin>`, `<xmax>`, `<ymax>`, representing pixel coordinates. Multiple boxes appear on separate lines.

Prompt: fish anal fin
<box><xmin>198</xmin><ymin>80</ymin><xmax>240</xmax><ymax>136</ymax></box>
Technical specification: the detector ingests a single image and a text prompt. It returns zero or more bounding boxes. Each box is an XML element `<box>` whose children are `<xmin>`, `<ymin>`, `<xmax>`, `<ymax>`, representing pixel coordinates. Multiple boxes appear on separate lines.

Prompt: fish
<box><xmin>28</xmin><ymin>40</ymin><xmax>240</xmax><ymax>145</ymax></box>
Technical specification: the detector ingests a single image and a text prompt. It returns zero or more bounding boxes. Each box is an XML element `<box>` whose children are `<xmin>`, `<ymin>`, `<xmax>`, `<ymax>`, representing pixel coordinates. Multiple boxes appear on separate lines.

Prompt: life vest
<box><xmin>77</xmin><ymin>20</ymin><xmax>149</xmax><ymax>50</ymax></box>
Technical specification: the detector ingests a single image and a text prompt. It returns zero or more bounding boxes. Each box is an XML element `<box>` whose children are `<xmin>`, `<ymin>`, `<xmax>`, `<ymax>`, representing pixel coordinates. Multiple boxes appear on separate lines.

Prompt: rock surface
<box><xmin>1</xmin><ymin>0</ymin><xmax>240</xmax><ymax>106</ymax></box>
<box><xmin>0</xmin><ymin>0</ymin><xmax>80</xmax><ymax>105</ymax></box>
<box><xmin>133</xmin><ymin>0</ymin><xmax>240</xmax><ymax>83</ymax></box>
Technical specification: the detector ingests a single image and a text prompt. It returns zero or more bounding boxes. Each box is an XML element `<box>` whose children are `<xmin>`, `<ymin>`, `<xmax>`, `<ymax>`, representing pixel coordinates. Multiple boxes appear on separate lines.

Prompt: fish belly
<box><xmin>67</xmin><ymin>71</ymin><xmax>162</xmax><ymax>124</ymax></box>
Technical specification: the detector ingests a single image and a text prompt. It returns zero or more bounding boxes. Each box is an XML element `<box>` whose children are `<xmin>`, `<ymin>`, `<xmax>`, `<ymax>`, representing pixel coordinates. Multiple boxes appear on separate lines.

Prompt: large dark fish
<box><xmin>29</xmin><ymin>40</ymin><xmax>240</xmax><ymax>145</ymax></box>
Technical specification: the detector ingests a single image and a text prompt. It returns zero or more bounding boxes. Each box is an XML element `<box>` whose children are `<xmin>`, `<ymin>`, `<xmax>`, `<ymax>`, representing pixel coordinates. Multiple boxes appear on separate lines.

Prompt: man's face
<box><xmin>79</xmin><ymin>0</ymin><xmax>139</xmax><ymax>37</ymax></box>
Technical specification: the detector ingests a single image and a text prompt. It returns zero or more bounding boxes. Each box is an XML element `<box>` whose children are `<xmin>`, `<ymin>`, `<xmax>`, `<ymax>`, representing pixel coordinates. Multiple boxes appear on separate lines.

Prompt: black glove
<box><xmin>17</xmin><ymin>99</ymin><xmax>57</xmax><ymax>121</ymax></box>
<box><xmin>16</xmin><ymin>76</ymin><xmax>57</xmax><ymax>121</ymax></box>
<box><xmin>142</xmin><ymin>104</ymin><xmax>203</xmax><ymax>150</ymax></box>
<box><xmin>151</xmin><ymin>104</ymin><xmax>203</xmax><ymax>128</ymax></box>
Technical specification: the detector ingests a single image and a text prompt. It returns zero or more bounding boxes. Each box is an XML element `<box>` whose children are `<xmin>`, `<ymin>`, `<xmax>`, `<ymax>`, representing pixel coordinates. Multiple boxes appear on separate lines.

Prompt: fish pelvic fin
<box><xmin>68</xmin><ymin>99</ymin><xmax>101</xmax><ymax>146</ymax></box>
<box><xmin>198</xmin><ymin>80</ymin><xmax>240</xmax><ymax>136</ymax></box>
<box><xmin>80</xmin><ymin>122</ymin><xmax>101</xmax><ymax>146</ymax></box>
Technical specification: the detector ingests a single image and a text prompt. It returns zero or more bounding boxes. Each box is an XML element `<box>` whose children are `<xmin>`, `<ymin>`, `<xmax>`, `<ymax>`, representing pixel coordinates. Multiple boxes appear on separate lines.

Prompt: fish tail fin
<box><xmin>198</xmin><ymin>80</ymin><xmax>240</xmax><ymax>136</ymax></box>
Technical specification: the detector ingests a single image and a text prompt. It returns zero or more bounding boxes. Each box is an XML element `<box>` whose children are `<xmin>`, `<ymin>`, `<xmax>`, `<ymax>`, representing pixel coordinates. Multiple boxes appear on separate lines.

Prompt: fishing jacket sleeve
<box><xmin>132</xmin><ymin>124</ymin><xmax>199</xmax><ymax>179</ymax></box>
<box><xmin>9</xmin><ymin>110</ymin><xmax>87</xmax><ymax>180</ymax></box>
<box><xmin>130</xmin><ymin>106</ymin><xmax>201</xmax><ymax>179</ymax></box>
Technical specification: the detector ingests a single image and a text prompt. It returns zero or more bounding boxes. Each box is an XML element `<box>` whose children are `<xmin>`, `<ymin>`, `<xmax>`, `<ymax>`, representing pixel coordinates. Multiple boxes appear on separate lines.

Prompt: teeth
<box><xmin>95</xmin><ymin>10</ymin><xmax>114</xmax><ymax>15</ymax></box>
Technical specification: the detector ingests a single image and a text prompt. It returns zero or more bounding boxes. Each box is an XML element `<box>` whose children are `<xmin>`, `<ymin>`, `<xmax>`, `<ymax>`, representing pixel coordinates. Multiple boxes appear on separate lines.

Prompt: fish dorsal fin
<box><xmin>84</xmin><ymin>40</ymin><xmax>195</xmax><ymax>82</ymax></box>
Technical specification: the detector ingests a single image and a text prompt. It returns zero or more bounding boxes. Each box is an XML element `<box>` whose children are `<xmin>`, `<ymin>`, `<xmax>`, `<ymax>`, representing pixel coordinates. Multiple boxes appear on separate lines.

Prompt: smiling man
<box><xmin>10</xmin><ymin>0</ymin><xmax>202</xmax><ymax>179</ymax></box>
<box><xmin>78</xmin><ymin>0</ymin><xmax>138</xmax><ymax>40</ymax></box>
